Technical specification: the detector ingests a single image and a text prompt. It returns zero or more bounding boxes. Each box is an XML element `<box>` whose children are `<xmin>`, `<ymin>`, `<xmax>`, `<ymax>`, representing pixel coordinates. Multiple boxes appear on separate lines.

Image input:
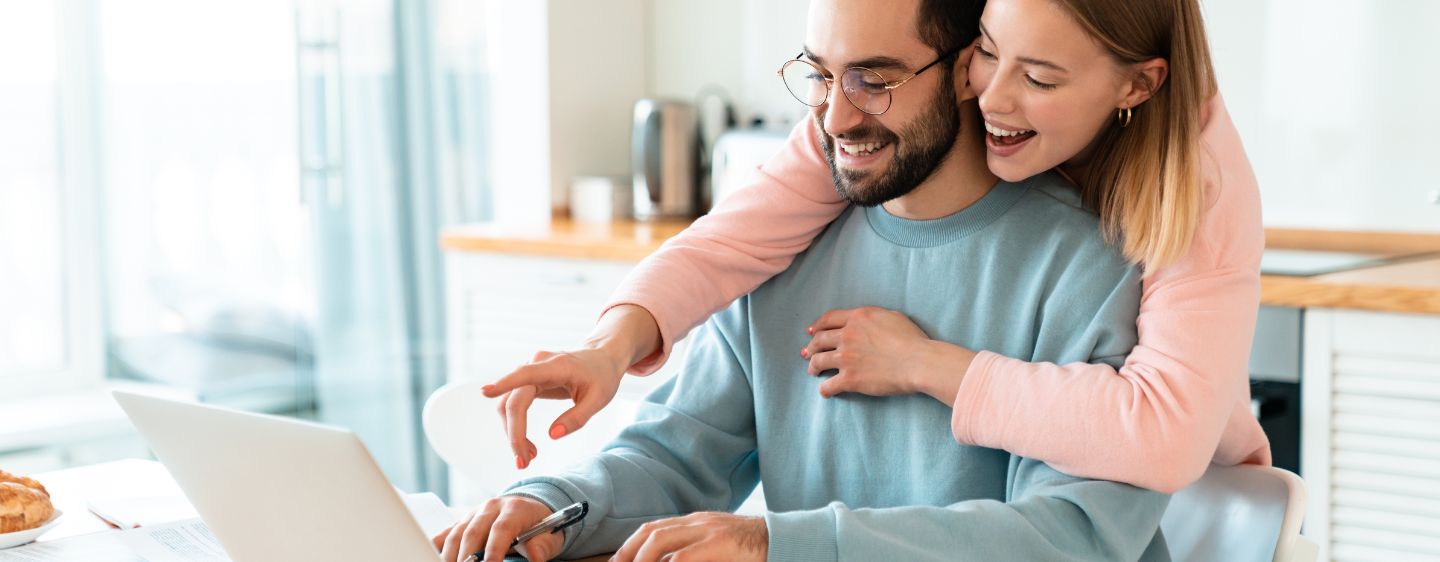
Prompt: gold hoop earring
<box><xmin>1117</xmin><ymin>107</ymin><xmax>1133</xmax><ymax>128</ymax></box>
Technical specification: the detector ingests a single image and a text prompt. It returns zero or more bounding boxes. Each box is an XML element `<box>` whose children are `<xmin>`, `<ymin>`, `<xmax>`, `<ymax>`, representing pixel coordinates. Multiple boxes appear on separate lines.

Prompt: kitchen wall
<box><xmin>548</xmin><ymin>0</ymin><xmax>648</xmax><ymax>214</ymax></box>
<box><xmin>1206</xmin><ymin>0</ymin><xmax>1440</xmax><ymax>232</ymax></box>
<box><xmin>647</xmin><ymin>0</ymin><xmax>809</xmax><ymax>131</ymax></box>
<box><xmin>646</xmin><ymin>0</ymin><xmax>1440</xmax><ymax>233</ymax></box>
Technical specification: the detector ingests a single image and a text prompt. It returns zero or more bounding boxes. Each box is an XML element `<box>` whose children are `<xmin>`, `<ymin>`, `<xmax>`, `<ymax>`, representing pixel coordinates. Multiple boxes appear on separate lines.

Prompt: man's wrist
<box><xmin>740</xmin><ymin>515</ymin><xmax>769</xmax><ymax>555</ymax></box>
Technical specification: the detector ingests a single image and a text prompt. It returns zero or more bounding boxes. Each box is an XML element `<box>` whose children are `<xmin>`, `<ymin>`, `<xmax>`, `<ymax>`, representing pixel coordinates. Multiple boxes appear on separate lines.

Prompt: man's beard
<box><xmin>815</xmin><ymin>75</ymin><xmax>961</xmax><ymax>207</ymax></box>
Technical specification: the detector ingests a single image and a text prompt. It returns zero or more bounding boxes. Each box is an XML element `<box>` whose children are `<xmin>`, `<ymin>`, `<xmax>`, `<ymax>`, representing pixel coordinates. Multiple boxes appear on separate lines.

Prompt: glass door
<box><xmin>92</xmin><ymin>0</ymin><xmax>484</xmax><ymax>492</ymax></box>
<box><xmin>98</xmin><ymin>0</ymin><xmax>317</xmax><ymax>418</ymax></box>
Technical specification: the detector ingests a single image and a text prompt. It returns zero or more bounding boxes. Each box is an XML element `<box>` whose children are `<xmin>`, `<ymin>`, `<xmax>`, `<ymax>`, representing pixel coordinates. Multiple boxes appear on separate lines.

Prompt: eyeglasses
<box><xmin>776</xmin><ymin>48</ymin><xmax>960</xmax><ymax>115</ymax></box>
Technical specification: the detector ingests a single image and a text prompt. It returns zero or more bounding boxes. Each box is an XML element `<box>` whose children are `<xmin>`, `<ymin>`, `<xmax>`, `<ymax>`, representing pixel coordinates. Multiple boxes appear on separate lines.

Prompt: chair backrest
<box><xmin>423</xmin><ymin>379</ymin><xmax>641</xmax><ymax>498</ymax></box>
<box><xmin>1160</xmin><ymin>464</ymin><xmax>1318</xmax><ymax>562</ymax></box>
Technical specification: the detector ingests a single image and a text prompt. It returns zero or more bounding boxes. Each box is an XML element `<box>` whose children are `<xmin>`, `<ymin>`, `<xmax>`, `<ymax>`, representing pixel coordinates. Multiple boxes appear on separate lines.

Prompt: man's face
<box><xmin>805</xmin><ymin>0</ymin><xmax>961</xmax><ymax>207</ymax></box>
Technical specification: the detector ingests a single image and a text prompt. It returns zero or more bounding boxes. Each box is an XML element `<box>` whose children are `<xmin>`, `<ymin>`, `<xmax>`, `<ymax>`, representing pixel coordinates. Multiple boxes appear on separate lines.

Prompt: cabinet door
<box><xmin>446</xmin><ymin>252</ymin><xmax>688</xmax><ymax>398</ymax></box>
<box><xmin>447</xmin><ymin>253</ymin><xmax>629</xmax><ymax>380</ymax></box>
<box><xmin>1304</xmin><ymin>309</ymin><xmax>1440</xmax><ymax>561</ymax></box>
<box><xmin>442</xmin><ymin>252</ymin><xmax>692</xmax><ymax>502</ymax></box>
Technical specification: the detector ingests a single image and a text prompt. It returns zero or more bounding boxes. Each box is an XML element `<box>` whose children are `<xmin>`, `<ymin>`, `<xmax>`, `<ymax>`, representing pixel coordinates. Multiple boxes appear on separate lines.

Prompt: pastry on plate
<box><xmin>0</xmin><ymin>470</ymin><xmax>54</xmax><ymax>534</ymax></box>
<box><xmin>0</xmin><ymin>471</ymin><xmax>47</xmax><ymax>497</ymax></box>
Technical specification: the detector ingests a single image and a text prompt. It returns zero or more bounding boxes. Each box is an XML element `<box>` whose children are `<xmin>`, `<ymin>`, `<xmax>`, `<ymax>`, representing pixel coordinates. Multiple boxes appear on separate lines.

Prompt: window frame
<box><xmin>2</xmin><ymin>0</ymin><xmax>106</xmax><ymax>399</ymax></box>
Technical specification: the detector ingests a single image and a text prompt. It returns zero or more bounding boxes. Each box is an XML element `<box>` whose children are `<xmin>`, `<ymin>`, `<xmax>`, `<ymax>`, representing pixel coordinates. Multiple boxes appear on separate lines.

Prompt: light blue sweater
<box><xmin>508</xmin><ymin>173</ymin><xmax>1171</xmax><ymax>561</ymax></box>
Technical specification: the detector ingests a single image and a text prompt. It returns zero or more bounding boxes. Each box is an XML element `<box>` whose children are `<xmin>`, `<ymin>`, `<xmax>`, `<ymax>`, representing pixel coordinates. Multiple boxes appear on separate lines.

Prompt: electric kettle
<box><xmin>631</xmin><ymin>99</ymin><xmax>700</xmax><ymax>219</ymax></box>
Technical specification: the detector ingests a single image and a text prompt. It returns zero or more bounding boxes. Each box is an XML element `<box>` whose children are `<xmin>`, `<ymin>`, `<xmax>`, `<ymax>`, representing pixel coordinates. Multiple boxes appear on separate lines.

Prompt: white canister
<box><xmin>569</xmin><ymin>176</ymin><xmax>632</xmax><ymax>224</ymax></box>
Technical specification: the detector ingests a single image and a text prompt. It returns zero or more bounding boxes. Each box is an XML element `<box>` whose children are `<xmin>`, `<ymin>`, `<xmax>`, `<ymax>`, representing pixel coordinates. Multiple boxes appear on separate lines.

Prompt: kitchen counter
<box><xmin>441</xmin><ymin>218</ymin><xmax>692</xmax><ymax>262</ymax></box>
<box><xmin>441</xmin><ymin>221</ymin><xmax>1440</xmax><ymax>314</ymax></box>
<box><xmin>1261</xmin><ymin>228</ymin><xmax>1440</xmax><ymax>314</ymax></box>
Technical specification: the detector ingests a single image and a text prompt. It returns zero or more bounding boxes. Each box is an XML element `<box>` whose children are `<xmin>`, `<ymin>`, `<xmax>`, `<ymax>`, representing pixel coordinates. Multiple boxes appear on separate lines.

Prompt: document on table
<box><xmin>87</xmin><ymin>495</ymin><xmax>200</xmax><ymax>529</ymax></box>
<box><xmin>0</xmin><ymin>528</ymin><xmax>147</xmax><ymax>562</ymax></box>
<box><xmin>0</xmin><ymin>492</ymin><xmax>456</xmax><ymax>561</ymax></box>
<box><xmin>116</xmin><ymin>519</ymin><xmax>228</xmax><ymax>562</ymax></box>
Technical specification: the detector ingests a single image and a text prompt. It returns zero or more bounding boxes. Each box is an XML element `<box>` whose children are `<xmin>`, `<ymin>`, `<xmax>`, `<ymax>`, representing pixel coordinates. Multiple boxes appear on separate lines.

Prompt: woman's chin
<box><xmin>986</xmin><ymin>157</ymin><xmax>1041</xmax><ymax>184</ymax></box>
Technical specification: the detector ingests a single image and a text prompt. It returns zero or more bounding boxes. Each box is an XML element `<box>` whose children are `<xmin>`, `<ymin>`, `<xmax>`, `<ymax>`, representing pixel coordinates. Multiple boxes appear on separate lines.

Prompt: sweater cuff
<box><xmin>502</xmin><ymin>482</ymin><xmax>583</xmax><ymax>556</ymax></box>
<box><xmin>764</xmin><ymin>508</ymin><xmax>839</xmax><ymax>562</ymax></box>
<box><xmin>951</xmin><ymin>350</ymin><xmax>1003</xmax><ymax>447</ymax></box>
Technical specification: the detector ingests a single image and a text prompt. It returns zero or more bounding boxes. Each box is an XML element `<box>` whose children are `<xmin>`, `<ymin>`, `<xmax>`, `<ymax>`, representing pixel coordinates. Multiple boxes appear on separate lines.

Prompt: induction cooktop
<box><xmin>1259</xmin><ymin>249</ymin><xmax>1410</xmax><ymax>277</ymax></box>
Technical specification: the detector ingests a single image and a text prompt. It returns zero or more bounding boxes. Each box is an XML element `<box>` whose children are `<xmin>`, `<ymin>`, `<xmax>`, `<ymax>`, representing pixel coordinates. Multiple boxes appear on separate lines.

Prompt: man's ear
<box><xmin>954</xmin><ymin>40</ymin><xmax>978</xmax><ymax>102</ymax></box>
<box><xmin>1119</xmin><ymin>57</ymin><xmax>1168</xmax><ymax>110</ymax></box>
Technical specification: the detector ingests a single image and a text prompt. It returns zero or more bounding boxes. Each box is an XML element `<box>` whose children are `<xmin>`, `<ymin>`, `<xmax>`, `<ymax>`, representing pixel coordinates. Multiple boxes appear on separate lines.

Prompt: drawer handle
<box><xmin>536</xmin><ymin>273</ymin><xmax>589</xmax><ymax>286</ymax></box>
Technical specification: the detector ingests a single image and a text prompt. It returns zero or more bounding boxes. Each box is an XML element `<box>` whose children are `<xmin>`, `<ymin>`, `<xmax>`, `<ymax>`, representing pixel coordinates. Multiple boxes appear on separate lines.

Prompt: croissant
<box><xmin>0</xmin><ymin>470</ymin><xmax>54</xmax><ymax>534</ymax></box>
<box><xmin>0</xmin><ymin>470</ymin><xmax>48</xmax><ymax>497</ymax></box>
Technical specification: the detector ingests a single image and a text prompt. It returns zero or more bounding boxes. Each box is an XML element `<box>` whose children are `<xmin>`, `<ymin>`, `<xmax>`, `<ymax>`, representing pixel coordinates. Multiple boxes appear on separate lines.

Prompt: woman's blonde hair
<box><xmin>1053</xmin><ymin>0</ymin><xmax>1216</xmax><ymax>269</ymax></box>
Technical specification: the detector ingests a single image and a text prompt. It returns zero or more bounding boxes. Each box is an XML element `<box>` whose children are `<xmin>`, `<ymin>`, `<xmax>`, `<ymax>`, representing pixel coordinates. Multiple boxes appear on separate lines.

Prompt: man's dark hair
<box><xmin>916</xmin><ymin>0</ymin><xmax>985</xmax><ymax>54</ymax></box>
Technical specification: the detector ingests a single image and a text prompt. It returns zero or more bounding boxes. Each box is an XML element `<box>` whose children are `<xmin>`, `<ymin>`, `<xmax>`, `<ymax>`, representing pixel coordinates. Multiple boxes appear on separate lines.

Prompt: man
<box><xmin>436</xmin><ymin>0</ymin><xmax>1170</xmax><ymax>560</ymax></box>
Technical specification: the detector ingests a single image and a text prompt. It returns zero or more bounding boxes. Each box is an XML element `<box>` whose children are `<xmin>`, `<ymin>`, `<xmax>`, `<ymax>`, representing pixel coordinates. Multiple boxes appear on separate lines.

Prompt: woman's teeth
<box><xmin>984</xmin><ymin>122</ymin><xmax>1034</xmax><ymax>137</ymax></box>
<box><xmin>841</xmin><ymin>141</ymin><xmax>889</xmax><ymax>156</ymax></box>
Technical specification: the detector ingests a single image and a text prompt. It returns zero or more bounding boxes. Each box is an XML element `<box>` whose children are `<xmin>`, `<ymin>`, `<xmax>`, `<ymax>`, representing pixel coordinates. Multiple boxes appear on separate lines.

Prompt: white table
<box><xmin>31</xmin><ymin>459</ymin><xmax>186</xmax><ymax>543</ymax></box>
<box><xmin>21</xmin><ymin>459</ymin><xmax>611</xmax><ymax>561</ymax></box>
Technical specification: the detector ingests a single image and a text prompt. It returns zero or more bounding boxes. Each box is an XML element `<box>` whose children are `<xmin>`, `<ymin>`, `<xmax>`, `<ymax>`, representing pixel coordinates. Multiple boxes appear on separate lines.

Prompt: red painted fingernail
<box><xmin>807</xmin><ymin>326</ymin><xmax>814</xmax><ymax>335</ymax></box>
<box><xmin>516</xmin><ymin>455</ymin><xmax>525</xmax><ymax>469</ymax></box>
<box><xmin>550</xmin><ymin>425</ymin><xmax>567</xmax><ymax>439</ymax></box>
<box><xmin>800</xmin><ymin>347</ymin><xmax>809</xmax><ymax>358</ymax></box>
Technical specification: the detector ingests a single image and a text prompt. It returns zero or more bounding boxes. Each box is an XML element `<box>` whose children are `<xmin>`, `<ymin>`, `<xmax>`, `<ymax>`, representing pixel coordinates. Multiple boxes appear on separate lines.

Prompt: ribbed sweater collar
<box><xmin>864</xmin><ymin>178</ymin><xmax>1031</xmax><ymax>248</ymax></box>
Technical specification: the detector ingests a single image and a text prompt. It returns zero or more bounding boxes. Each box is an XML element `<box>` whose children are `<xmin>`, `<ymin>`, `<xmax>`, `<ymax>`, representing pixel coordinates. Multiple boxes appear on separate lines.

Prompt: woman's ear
<box><xmin>954</xmin><ymin>40</ymin><xmax>979</xmax><ymax>102</ymax></box>
<box><xmin>1119</xmin><ymin>57</ymin><xmax>1169</xmax><ymax>109</ymax></box>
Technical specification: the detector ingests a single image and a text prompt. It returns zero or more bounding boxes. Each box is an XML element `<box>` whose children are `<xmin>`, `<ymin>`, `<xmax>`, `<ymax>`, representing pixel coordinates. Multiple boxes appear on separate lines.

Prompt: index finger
<box><xmin>483</xmin><ymin>511</ymin><xmax>534</xmax><ymax>562</ymax></box>
<box><xmin>810</xmin><ymin>308</ymin><xmax>859</xmax><ymax>332</ymax></box>
<box><xmin>484</xmin><ymin>361</ymin><xmax>563</xmax><ymax>397</ymax></box>
<box><xmin>453</xmin><ymin>508</ymin><xmax>500</xmax><ymax>562</ymax></box>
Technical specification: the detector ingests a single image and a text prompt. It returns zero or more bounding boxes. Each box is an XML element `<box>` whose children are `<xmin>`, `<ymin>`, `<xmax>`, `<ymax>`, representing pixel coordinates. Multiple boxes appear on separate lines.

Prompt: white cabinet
<box><xmin>1302</xmin><ymin>309</ymin><xmax>1440</xmax><ymax>562</ymax></box>
<box><xmin>442</xmin><ymin>252</ymin><xmax>688</xmax><ymax>506</ymax></box>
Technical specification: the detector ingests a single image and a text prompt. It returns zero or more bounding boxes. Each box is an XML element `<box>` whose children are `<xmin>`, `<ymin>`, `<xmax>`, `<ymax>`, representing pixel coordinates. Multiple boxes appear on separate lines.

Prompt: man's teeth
<box><xmin>984</xmin><ymin>122</ymin><xmax>1034</xmax><ymax>137</ymax></box>
<box><xmin>841</xmin><ymin>142</ymin><xmax>888</xmax><ymax>156</ymax></box>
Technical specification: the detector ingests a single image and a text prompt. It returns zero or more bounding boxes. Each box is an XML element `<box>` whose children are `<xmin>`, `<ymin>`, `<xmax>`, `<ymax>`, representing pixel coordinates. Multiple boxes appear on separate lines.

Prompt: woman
<box><xmin>483</xmin><ymin>0</ymin><xmax>1269</xmax><ymax>493</ymax></box>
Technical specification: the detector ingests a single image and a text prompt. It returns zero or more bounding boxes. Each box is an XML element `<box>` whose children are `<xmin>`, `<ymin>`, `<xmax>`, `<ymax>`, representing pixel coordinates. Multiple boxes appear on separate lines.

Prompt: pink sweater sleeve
<box><xmin>605</xmin><ymin>119</ymin><xmax>847</xmax><ymax>374</ymax></box>
<box><xmin>950</xmin><ymin>94</ymin><xmax>1273</xmax><ymax>493</ymax></box>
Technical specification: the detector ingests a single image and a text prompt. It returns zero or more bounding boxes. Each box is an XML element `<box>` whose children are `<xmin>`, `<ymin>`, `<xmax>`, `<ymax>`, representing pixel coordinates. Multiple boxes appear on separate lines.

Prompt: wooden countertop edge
<box><xmin>440</xmin><ymin>235</ymin><xmax>660</xmax><ymax>262</ymax></box>
<box><xmin>1260</xmin><ymin>275</ymin><xmax>1440</xmax><ymax>315</ymax></box>
<box><xmin>442</xmin><ymin>222</ymin><xmax>1440</xmax><ymax>313</ymax></box>
<box><xmin>1265</xmin><ymin>228</ymin><xmax>1440</xmax><ymax>254</ymax></box>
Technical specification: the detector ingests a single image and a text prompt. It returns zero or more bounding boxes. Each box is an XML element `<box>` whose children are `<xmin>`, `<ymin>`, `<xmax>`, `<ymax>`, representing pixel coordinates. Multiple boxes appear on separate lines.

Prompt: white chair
<box><xmin>1161</xmin><ymin>464</ymin><xmax>1320</xmax><ymax>562</ymax></box>
<box><xmin>423</xmin><ymin>379</ymin><xmax>643</xmax><ymax>504</ymax></box>
<box><xmin>424</xmin><ymin>378</ymin><xmax>775</xmax><ymax>515</ymax></box>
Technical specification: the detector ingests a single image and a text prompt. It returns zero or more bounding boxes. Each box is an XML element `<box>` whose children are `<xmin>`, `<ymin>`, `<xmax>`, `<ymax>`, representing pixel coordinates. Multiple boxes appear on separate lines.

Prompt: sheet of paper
<box><xmin>0</xmin><ymin>531</ymin><xmax>144</xmax><ymax>561</ymax></box>
<box><xmin>87</xmin><ymin>496</ymin><xmax>199</xmax><ymax>529</ymax></box>
<box><xmin>0</xmin><ymin>492</ymin><xmax>457</xmax><ymax>561</ymax></box>
<box><xmin>403</xmin><ymin>491</ymin><xmax>463</xmax><ymax>539</ymax></box>
<box><xmin>115</xmin><ymin>520</ymin><xmax>228</xmax><ymax>562</ymax></box>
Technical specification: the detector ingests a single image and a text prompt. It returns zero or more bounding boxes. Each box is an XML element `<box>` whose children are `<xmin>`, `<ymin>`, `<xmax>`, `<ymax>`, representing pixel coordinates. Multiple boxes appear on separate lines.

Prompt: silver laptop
<box><xmin>113</xmin><ymin>390</ymin><xmax>443</xmax><ymax>562</ymax></box>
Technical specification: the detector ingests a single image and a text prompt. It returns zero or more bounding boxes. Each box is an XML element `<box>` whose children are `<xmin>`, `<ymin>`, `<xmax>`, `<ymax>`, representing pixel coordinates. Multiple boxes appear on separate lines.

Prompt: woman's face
<box><xmin>968</xmin><ymin>0</ymin><xmax>1138</xmax><ymax>182</ymax></box>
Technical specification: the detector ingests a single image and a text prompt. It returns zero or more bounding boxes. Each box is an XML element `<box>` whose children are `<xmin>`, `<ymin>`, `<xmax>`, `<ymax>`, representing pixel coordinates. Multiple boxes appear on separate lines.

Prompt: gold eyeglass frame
<box><xmin>776</xmin><ymin>47</ymin><xmax>961</xmax><ymax>115</ymax></box>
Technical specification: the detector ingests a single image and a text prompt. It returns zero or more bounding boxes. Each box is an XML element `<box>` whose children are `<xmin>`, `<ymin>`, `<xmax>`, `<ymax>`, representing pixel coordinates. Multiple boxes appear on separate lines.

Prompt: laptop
<box><xmin>112</xmin><ymin>390</ymin><xmax>445</xmax><ymax>562</ymax></box>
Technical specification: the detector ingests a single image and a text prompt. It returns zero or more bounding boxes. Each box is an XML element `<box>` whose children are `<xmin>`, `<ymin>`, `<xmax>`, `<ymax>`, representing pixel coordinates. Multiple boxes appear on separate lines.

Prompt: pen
<box><xmin>463</xmin><ymin>501</ymin><xmax>588</xmax><ymax>562</ymax></box>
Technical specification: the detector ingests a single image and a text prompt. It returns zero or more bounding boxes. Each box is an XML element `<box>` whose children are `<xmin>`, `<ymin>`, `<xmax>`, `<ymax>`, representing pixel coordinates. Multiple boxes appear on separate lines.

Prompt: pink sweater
<box><xmin>606</xmin><ymin>94</ymin><xmax>1271</xmax><ymax>493</ymax></box>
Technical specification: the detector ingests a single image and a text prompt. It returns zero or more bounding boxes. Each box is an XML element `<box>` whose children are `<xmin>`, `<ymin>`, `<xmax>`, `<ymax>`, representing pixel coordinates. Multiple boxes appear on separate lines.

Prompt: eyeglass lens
<box><xmin>779</xmin><ymin>60</ymin><xmax>892</xmax><ymax>115</ymax></box>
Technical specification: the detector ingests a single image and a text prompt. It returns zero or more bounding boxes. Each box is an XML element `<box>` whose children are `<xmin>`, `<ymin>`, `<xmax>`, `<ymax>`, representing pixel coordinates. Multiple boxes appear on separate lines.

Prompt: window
<box><xmin>97</xmin><ymin>0</ymin><xmax>315</xmax><ymax>416</ymax></box>
<box><xmin>0</xmin><ymin>1</ymin><xmax>103</xmax><ymax>396</ymax></box>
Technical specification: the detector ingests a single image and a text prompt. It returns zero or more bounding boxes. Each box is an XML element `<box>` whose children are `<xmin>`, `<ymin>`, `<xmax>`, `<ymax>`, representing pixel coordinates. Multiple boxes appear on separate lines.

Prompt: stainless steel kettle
<box><xmin>631</xmin><ymin>99</ymin><xmax>700</xmax><ymax>219</ymax></box>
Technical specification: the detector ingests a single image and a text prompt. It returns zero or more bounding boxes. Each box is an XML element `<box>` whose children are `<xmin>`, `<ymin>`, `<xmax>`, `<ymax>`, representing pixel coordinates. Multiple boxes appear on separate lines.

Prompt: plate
<box><xmin>0</xmin><ymin>509</ymin><xmax>64</xmax><ymax>550</ymax></box>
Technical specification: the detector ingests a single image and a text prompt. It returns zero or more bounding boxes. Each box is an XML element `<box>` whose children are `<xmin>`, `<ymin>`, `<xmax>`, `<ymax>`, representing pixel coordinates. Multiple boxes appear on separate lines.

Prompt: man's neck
<box><xmin>882</xmin><ymin>104</ymin><xmax>999</xmax><ymax>220</ymax></box>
